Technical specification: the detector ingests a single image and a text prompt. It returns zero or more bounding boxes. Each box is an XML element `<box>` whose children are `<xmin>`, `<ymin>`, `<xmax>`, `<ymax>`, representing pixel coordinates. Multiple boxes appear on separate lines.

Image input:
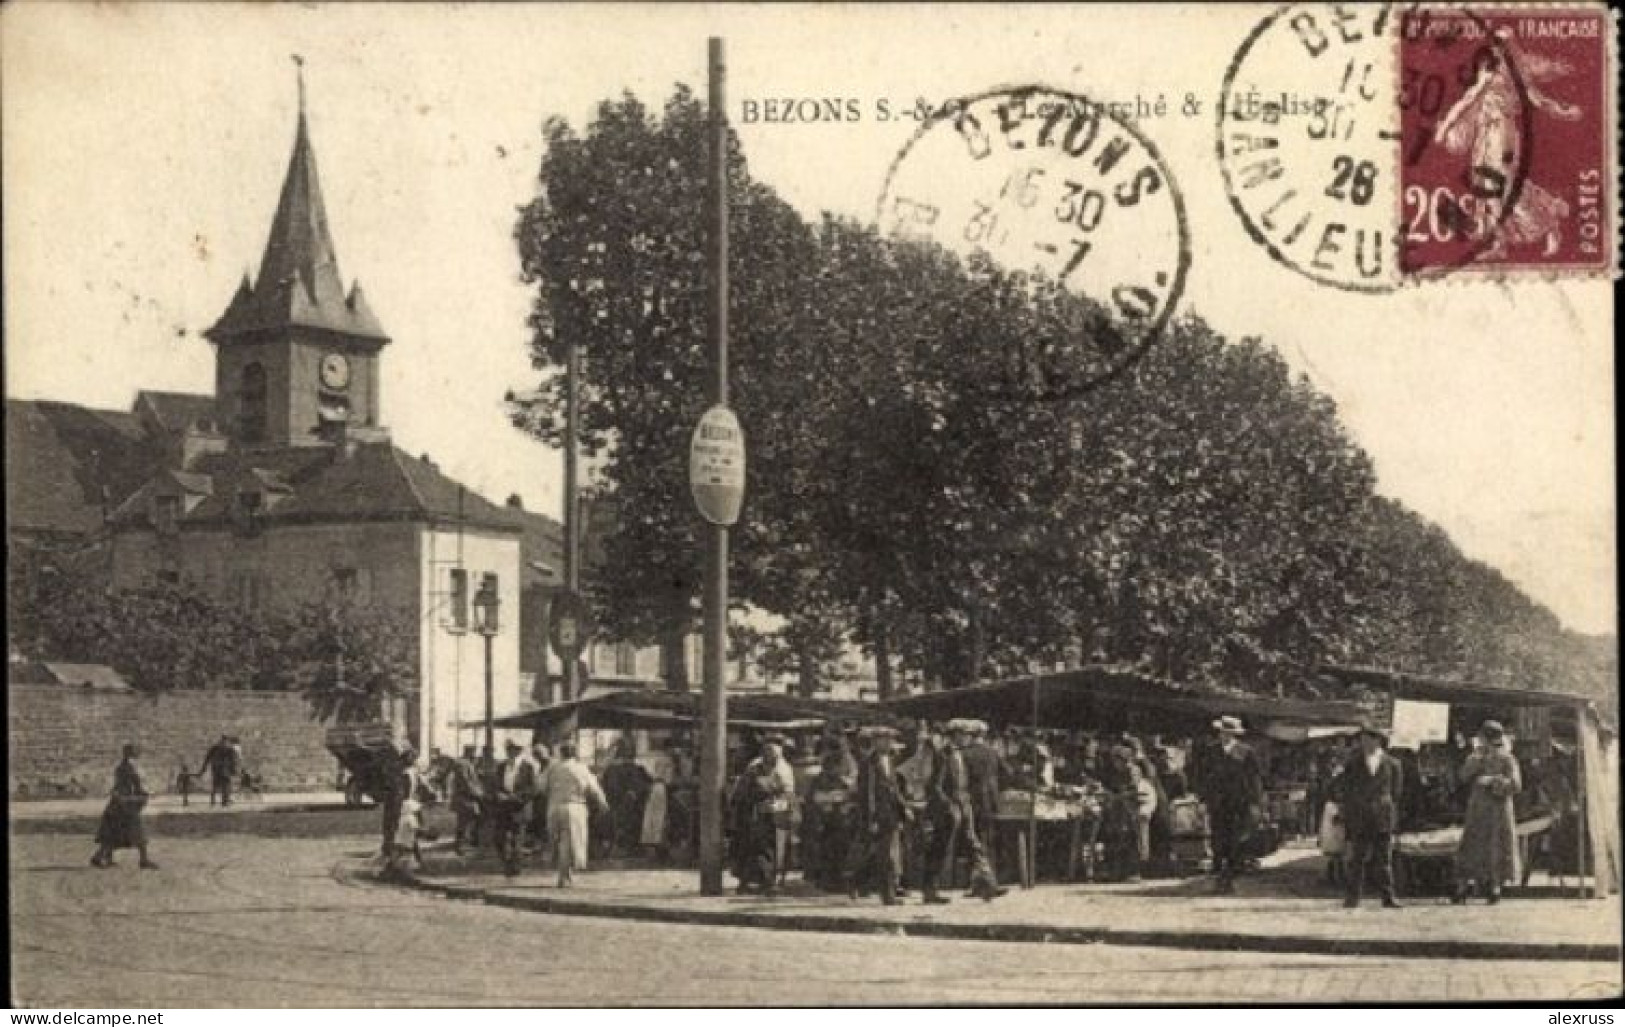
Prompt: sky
<box><xmin>3</xmin><ymin>3</ymin><xmax>1615</xmax><ymax>635</ymax></box>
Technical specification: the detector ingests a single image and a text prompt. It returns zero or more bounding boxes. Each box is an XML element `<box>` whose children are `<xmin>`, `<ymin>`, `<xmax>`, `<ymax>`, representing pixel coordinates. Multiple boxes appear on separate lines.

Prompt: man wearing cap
<box><xmin>1333</xmin><ymin>725</ymin><xmax>1405</xmax><ymax>908</ymax></box>
<box><xmin>924</xmin><ymin>721</ymin><xmax>1005</xmax><ymax>902</ymax></box>
<box><xmin>492</xmin><ymin>739</ymin><xmax>541</xmax><ymax>876</ymax></box>
<box><xmin>961</xmin><ymin>720</ymin><xmax>1008</xmax><ymax>887</ymax></box>
<box><xmin>446</xmin><ymin>744</ymin><xmax>487</xmax><ymax>855</ymax></box>
<box><xmin>1196</xmin><ymin>716</ymin><xmax>1263</xmax><ymax>895</ymax></box>
<box><xmin>848</xmin><ymin>726</ymin><xmax>909</xmax><ymax>904</ymax></box>
<box><xmin>802</xmin><ymin>747</ymin><xmax>856</xmax><ymax>892</ymax></box>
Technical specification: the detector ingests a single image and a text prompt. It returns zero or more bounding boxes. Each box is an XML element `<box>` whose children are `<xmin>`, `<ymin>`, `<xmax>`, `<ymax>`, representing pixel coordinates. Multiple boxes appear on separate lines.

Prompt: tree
<box><xmin>8</xmin><ymin>546</ymin><xmax>418</xmax><ymax>714</ymax></box>
<box><xmin>511</xmin><ymin>83</ymin><xmax>1611</xmax><ymax>705</ymax></box>
<box><xmin>513</xmin><ymin>87</ymin><xmax>822</xmax><ymax>690</ymax></box>
<box><xmin>285</xmin><ymin>597</ymin><xmax>420</xmax><ymax>724</ymax></box>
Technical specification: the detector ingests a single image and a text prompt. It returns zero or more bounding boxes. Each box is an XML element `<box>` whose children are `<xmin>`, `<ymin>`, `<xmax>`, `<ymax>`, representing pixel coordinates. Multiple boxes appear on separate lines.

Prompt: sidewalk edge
<box><xmin>360</xmin><ymin>865</ymin><xmax>1621</xmax><ymax>964</ymax></box>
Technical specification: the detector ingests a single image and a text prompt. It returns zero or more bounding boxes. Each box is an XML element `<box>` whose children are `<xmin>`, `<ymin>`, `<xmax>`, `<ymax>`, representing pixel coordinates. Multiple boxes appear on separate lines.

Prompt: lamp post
<box><xmin>472</xmin><ymin>577</ymin><xmax>500</xmax><ymax>757</ymax></box>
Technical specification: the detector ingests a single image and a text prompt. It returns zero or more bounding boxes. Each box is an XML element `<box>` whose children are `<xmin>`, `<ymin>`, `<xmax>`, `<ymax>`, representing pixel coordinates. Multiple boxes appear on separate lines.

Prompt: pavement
<box><xmin>389</xmin><ymin>841</ymin><xmax>1623</xmax><ymax>964</ymax></box>
<box><xmin>9</xmin><ymin>791</ymin><xmax>352</xmax><ymax>821</ymax></box>
<box><xmin>11</xmin><ymin>819</ymin><xmax>1622</xmax><ymax>1006</ymax></box>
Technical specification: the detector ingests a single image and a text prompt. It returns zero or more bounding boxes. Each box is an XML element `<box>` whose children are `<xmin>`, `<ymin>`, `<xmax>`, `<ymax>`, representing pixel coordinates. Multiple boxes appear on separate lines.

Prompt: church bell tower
<box><xmin>205</xmin><ymin>63</ymin><xmax>390</xmax><ymax>450</ymax></box>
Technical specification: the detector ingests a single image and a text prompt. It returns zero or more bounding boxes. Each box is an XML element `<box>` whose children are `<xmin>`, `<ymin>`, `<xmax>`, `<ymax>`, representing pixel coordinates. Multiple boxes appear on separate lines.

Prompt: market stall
<box><xmin>1314</xmin><ymin>665</ymin><xmax>1620</xmax><ymax>898</ymax></box>
<box><xmin>883</xmin><ymin>666</ymin><xmax>1370</xmax><ymax>886</ymax></box>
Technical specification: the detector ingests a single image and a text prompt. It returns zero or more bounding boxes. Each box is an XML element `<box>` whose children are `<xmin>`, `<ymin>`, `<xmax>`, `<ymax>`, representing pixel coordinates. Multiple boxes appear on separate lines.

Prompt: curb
<box><xmin>9</xmin><ymin>800</ymin><xmax>360</xmax><ymax>825</ymax></box>
<box><xmin>371</xmin><ymin>867</ymin><xmax>1621</xmax><ymax>964</ymax></box>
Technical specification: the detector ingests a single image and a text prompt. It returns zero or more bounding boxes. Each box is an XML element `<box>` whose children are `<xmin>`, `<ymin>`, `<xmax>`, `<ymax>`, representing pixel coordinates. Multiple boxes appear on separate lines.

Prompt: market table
<box><xmin>991</xmin><ymin>791</ymin><xmax>1101</xmax><ymax>888</ymax></box>
<box><xmin>1393</xmin><ymin>814</ymin><xmax>1556</xmax><ymax>893</ymax></box>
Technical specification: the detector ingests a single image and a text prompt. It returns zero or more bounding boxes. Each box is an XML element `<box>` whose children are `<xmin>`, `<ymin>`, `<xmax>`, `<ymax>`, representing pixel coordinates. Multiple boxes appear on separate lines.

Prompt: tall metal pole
<box><xmin>483</xmin><ymin>630</ymin><xmax>495</xmax><ymax>757</ymax></box>
<box><xmin>698</xmin><ymin>36</ymin><xmax>731</xmax><ymax>896</ymax></box>
<box><xmin>563</xmin><ymin>315</ymin><xmax>582</xmax><ymax>703</ymax></box>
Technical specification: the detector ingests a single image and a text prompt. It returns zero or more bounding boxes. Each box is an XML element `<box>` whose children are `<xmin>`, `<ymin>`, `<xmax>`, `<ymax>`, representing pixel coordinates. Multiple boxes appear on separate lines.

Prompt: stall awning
<box><xmin>477</xmin><ymin>688</ymin><xmax>901</xmax><ymax>734</ymax></box>
<box><xmin>1313</xmin><ymin>664</ymin><xmax>1600</xmax><ymax>711</ymax></box>
<box><xmin>880</xmin><ymin>665</ymin><xmax>1368</xmax><ymax>734</ymax></box>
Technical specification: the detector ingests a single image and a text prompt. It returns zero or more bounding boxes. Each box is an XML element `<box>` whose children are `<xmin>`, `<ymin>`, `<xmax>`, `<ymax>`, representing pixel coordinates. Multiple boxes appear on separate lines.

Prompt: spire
<box><xmin>259</xmin><ymin>57</ymin><xmax>343</xmax><ymax>308</ymax></box>
<box><xmin>207</xmin><ymin>60</ymin><xmax>388</xmax><ymax>344</ymax></box>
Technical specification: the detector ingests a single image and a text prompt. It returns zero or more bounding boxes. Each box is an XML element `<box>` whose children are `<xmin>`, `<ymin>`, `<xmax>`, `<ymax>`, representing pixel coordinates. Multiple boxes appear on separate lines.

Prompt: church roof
<box><xmin>206</xmin><ymin>99</ymin><xmax>388</xmax><ymax>344</ymax></box>
<box><xmin>106</xmin><ymin>441</ymin><xmax>522</xmax><ymax>535</ymax></box>
<box><xmin>135</xmin><ymin>391</ymin><xmax>220</xmax><ymax>434</ymax></box>
<box><xmin>4</xmin><ymin>399</ymin><xmax>165</xmax><ymax>537</ymax></box>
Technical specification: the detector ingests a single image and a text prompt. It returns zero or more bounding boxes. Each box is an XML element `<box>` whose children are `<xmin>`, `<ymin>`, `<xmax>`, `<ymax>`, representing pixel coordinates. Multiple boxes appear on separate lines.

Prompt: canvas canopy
<box><xmin>482</xmin><ymin>688</ymin><xmax>901</xmax><ymax>735</ymax></box>
<box><xmin>880</xmin><ymin>665</ymin><xmax>1368</xmax><ymax>735</ymax></box>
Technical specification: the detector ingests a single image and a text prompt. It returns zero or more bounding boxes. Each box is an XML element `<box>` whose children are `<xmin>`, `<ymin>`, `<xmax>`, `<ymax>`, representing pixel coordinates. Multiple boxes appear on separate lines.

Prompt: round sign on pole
<box><xmin>690</xmin><ymin>404</ymin><xmax>746</xmax><ymax>526</ymax></box>
<box><xmin>548</xmin><ymin>589</ymin><xmax>591</xmax><ymax>661</ymax></box>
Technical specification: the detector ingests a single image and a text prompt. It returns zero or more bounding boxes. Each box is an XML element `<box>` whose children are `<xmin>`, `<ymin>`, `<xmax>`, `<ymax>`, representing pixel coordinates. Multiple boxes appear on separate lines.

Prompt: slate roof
<box><xmin>4</xmin><ymin>400</ymin><xmax>164</xmax><ymax>537</ymax></box>
<box><xmin>135</xmin><ymin>391</ymin><xmax>220</xmax><ymax>434</ymax></box>
<box><xmin>106</xmin><ymin>441</ymin><xmax>521</xmax><ymax>534</ymax></box>
<box><xmin>207</xmin><ymin>106</ymin><xmax>387</xmax><ymax>344</ymax></box>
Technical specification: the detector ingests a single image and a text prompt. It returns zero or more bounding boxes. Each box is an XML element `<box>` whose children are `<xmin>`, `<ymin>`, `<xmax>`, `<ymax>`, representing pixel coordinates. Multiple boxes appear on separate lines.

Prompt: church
<box><xmin>6</xmin><ymin>85</ymin><xmax>563</xmax><ymax>757</ymax></box>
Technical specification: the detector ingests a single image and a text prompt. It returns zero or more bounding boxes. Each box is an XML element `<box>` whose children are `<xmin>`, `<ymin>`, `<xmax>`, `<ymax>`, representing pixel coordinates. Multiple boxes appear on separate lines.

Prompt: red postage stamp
<box><xmin>1399</xmin><ymin>6</ymin><xmax>1617</xmax><ymax>277</ymax></box>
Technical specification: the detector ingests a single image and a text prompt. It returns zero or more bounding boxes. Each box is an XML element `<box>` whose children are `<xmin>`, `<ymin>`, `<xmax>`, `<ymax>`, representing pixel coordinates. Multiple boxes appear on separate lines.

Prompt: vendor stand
<box><xmin>883</xmin><ymin>665</ymin><xmax>1370</xmax><ymax>888</ymax></box>
<box><xmin>483</xmin><ymin>689</ymin><xmax>904</xmax><ymax>872</ymax></box>
<box><xmin>1314</xmin><ymin>665</ymin><xmax>1620</xmax><ymax>898</ymax></box>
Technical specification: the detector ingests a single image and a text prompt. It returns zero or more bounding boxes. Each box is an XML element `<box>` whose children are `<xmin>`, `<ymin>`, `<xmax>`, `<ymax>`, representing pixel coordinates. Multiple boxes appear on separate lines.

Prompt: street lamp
<box><xmin>472</xmin><ymin>576</ymin><xmax>500</xmax><ymax>757</ymax></box>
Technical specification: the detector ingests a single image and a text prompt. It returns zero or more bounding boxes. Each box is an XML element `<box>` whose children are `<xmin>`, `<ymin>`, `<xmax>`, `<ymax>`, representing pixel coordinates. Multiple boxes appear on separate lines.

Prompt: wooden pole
<box><xmin>698</xmin><ymin>36</ymin><xmax>731</xmax><ymax>897</ymax></box>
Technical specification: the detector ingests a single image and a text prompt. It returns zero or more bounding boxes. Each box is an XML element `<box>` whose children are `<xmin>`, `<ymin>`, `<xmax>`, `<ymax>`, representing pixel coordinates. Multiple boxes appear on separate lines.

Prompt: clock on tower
<box><xmin>320</xmin><ymin>352</ymin><xmax>351</xmax><ymax>390</ymax></box>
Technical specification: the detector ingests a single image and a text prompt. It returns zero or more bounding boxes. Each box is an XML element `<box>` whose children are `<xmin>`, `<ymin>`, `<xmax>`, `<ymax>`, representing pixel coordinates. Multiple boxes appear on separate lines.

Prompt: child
<box><xmin>175</xmin><ymin>762</ymin><xmax>197</xmax><ymax>807</ymax></box>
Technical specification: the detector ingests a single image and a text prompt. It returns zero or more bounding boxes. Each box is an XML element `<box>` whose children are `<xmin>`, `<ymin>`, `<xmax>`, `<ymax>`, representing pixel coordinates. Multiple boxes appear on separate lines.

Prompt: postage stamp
<box><xmin>875</xmin><ymin>86</ymin><xmax>1190</xmax><ymax>399</ymax></box>
<box><xmin>1399</xmin><ymin>6</ymin><xmax>1617</xmax><ymax>277</ymax></box>
<box><xmin>1218</xmin><ymin>1</ymin><xmax>1617</xmax><ymax>289</ymax></box>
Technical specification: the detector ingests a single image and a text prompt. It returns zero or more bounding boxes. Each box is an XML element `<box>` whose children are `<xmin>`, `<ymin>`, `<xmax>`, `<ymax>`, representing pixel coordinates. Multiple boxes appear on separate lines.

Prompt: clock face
<box><xmin>319</xmin><ymin>352</ymin><xmax>351</xmax><ymax>390</ymax></box>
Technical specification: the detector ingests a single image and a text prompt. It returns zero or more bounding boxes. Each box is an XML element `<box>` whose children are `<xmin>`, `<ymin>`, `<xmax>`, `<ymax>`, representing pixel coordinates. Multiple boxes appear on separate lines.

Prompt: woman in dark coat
<box><xmin>92</xmin><ymin>744</ymin><xmax>158</xmax><ymax>869</ymax></box>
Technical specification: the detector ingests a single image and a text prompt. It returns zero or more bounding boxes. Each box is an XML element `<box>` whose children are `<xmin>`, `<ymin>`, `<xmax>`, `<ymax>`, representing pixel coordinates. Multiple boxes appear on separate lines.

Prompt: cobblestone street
<box><xmin>10</xmin><ymin>811</ymin><xmax>1620</xmax><ymax>1006</ymax></box>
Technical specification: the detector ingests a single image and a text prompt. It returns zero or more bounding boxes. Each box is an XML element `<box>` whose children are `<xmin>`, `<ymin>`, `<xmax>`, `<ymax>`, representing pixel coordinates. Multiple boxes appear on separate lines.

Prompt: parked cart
<box><xmin>324</xmin><ymin>722</ymin><xmax>408</xmax><ymax>807</ymax></box>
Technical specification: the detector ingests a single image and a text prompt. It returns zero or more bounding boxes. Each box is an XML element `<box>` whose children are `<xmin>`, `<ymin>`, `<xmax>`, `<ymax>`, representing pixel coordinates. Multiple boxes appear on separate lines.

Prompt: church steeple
<box><xmin>207</xmin><ymin>61</ymin><xmax>389</xmax><ymax>451</ymax></box>
<box><xmin>207</xmin><ymin>61</ymin><xmax>388</xmax><ymax>345</ymax></box>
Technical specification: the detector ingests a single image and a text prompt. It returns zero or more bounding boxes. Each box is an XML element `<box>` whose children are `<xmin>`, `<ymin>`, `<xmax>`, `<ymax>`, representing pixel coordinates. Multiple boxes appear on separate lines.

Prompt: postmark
<box><xmin>874</xmin><ymin>85</ymin><xmax>1189</xmax><ymax>401</ymax></box>
<box><xmin>1217</xmin><ymin>2</ymin><xmax>1543</xmax><ymax>290</ymax></box>
<box><xmin>1400</xmin><ymin>6</ymin><xmax>1617</xmax><ymax>276</ymax></box>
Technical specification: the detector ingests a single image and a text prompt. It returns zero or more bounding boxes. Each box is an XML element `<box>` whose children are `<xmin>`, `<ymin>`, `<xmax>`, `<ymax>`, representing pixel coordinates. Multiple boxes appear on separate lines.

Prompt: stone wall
<box><xmin>8</xmin><ymin>685</ymin><xmax>340</xmax><ymax>799</ymax></box>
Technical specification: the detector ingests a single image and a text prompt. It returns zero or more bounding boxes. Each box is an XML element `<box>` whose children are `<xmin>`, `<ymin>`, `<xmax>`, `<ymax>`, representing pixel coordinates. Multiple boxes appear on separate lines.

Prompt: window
<box><xmin>156</xmin><ymin>568</ymin><xmax>180</xmax><ymax>586</ymax></box>
<box><xmin>153</xmin><ymin>494</ymin><xmax>180</xmax><ymax>534</ymax></box>
<box><xmin>614</xmin><ymin>642</ymin><xmax>637</xmax><ymax>678</ymax></box>
<box><xmin>332</xmin><ymin>567</ymin><xmax>359</xmax><ymax>596</ymax></box>
<box><xmin>238</xmin><ymin>363</ymin><xmax>267</xmax><ymax>444</ymax></box>
<box><xmin>448</xmin><ymin>568</ymin><xmax>468</xmax><ymax>630</ymax></box>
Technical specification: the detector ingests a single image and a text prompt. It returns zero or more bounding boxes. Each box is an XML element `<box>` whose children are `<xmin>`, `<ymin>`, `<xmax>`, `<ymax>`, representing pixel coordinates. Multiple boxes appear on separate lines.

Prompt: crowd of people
<box><xmin>722</xmin><ymin>714</ymin><xmax>1277</xmax><ymax>902</ymax></box>
<box><xmin>377</xmin><ymin>736</ymin><xmax>701</xmax><ymax>885</ymax></box>
<box><xmin>81</xmin><ymin>711</ymin><xmax>1561</xmax><ymax>912</ymax></box>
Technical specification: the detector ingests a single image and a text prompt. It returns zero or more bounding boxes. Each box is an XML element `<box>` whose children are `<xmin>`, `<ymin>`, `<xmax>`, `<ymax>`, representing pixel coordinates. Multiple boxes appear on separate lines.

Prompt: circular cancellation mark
<box><xmin>1217</xmin><ymin>2</ymin><xmax>1531</xmax><ymax>292</ymax></box>
<box><xmin>875</xmin><ymin>84</ymin><xmax>1190</xmax><ymax>401</ymax></box>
